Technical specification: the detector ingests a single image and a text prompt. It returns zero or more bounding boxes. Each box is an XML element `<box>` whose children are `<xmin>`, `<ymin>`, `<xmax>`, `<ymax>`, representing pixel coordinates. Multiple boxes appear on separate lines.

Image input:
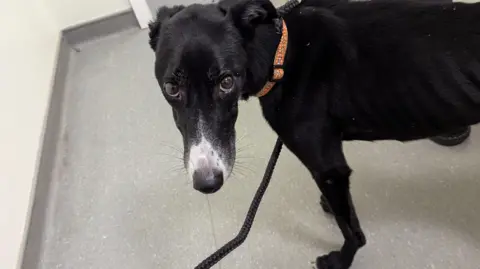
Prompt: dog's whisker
<box><xmin>158</xmin><ymin>151</ymin><xmax>183</xmax><ymax>159</ymax></box>
<box><xmin>158</xmin><ymin>161</ymin><xmax>182</xmax><ymax>165</ymax></box>
<box><xmin>237</xmin><ymin>143</ymin><xmax>254</xmax><ymax>151</ymax></box>
<box><xmin>230</xmin><ymin>171</ymin><xmax>245</xmax><ymax>180</ymax></box>
<box><xmin>235</xmin><ymin>160</ymin><xmax>255</xmax><ymax>168</ymax></box>
<box><xmin>166</xmin><ymin>170</ymin><xmax>186</xmax><ymax>178</ymax></box>
<box><xmin>157</xmin><ymin>151</ymin><xmax>182</xmax><ymax>157</ymax></box>
<box><xmin>235</xmin><ymin>159</ymin><xmax>256</xmax><ymax>166</ymax></box>
<box><xmin>236</xmin><ymin>152</ymin><xmax>255</xmax><ymax>156</ymax></box>
<box><xmin>236</xmin><ymin>168</ymin><xmax>256</xmax><ymax>177</ymax></box>
<box><xmin>235</xmin><ymin>155</ymin><xmax>258</xmax><ymax>160</ymax></box>
<box><xmin>236</xmin><ymin>150</ymin><xmax>253</xmax><ymax>157</ymax></box>
<box><xmin>164</xmin><ymin>164</ymin><xmax>186</xmax><ymax>174</ymax></box>
<box><xmin>158</xmin><ymin>157</ymin><xmax>180</xmax><ymax>161</ymax></box>
<box><xmin>231</xmin><ymin>169</ymin><xmax>246</xmax><ymax>179</ymax></box>
<box><xmin>233</xmin><ymin>164</ymin><xmax>256</xmax><ymax>176</ymax></box>
<box><xmin>157</xmin><ymin>151</ymin><xmax>183</xmax><ymax>158</ymax></box>
<box><xmin>165</xmin><ymin>167</ymin><xmax>185</xmax><ymax>174</ymax></box>
<box><xmin>158</xmin><ymin>156</ymin><xmax>183</xmax><ymax>163</ymax></box>
<box><xmin>235</xmin><ymin>132</ymin><xmax>249</xmax><ymax>143</ymax></box>
<box><xmin>235</xmin><ymin>157</ymin><xmax>255</xmax><ymax>165</ymax></box>
<box><xmin>157</xmin><ymin>141</ymin><xmax>183</xmax><ymax>154</ymax></box>
<box><xmin>235</xmin><ymin>168</ymin><xmax>255</xmax><ymax>177</ymax></box>
<box><xmin>232</xmin><ymin>171</ymin><xmax>248</xmax><ymax>179</ymax></box>
<box><xmin>235</xmin><ymin>167</ymin><xmax>255</xmax><ymax>175</ymax></box>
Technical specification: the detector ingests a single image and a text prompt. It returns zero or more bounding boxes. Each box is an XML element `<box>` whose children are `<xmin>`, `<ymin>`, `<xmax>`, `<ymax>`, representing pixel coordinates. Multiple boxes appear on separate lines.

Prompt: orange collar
<box><xmin>256</xmin><ymin>20</ymin><xmax>289</xmax><ymax>98</ymax></box>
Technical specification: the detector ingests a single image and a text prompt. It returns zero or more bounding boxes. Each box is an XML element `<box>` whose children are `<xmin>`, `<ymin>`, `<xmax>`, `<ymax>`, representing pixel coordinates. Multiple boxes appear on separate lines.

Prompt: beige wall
<box><xmin>0</xmin><ymin>1</ymin><xmax>136</xmax><ymax>268</ymax></box>
<box><xmin>46</xmin><ymin>0</ymin><xmax>132</xmax><ymax>29</ymax></box>
<box><xmin>0</xmin><ymin>0</ymin><xmax>60</xmax><ymax>268</ymax></box>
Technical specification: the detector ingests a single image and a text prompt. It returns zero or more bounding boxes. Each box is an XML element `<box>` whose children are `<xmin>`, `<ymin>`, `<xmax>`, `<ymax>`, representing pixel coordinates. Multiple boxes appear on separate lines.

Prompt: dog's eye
<box><xmin>164</xmin><ymin>82</ymin><xmax>180</xmax><ymax>97</ymax></box>
<box><xmin>219</xmin><ymin>76</ymin><xmax>234</xmax><ymax>93</ymax></box>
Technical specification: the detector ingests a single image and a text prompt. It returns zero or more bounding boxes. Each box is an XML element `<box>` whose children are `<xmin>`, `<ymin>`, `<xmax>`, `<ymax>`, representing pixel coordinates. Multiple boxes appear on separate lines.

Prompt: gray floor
<box><xmin>37</xmin><ymin>28</ymin><xmax>480</xmax><ymax>269</ymax></box>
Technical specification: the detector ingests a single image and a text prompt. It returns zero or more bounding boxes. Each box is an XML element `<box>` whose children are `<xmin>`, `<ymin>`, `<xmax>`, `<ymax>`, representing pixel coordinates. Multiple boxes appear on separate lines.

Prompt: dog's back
<box><xmin>294</xmin><ymin>1</ymin><xmax>480</xmax><ymax>141</ymax></box>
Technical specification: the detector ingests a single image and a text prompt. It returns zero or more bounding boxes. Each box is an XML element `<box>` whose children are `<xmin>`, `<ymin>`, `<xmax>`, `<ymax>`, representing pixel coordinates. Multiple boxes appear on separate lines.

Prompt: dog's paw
<box><xmin>316</xmin><ymin>251</ymin><xmax>343</xmax><ymax>269</ymax></box>
<box><xmin>320</xmin><ymin>195</ymin><xmax>334</xmax><ymax>216</ymax></box>
<box><xmin>355</xmin><ymin>230</ymin><xmax>367</xmax><ymax>247</ymax></box>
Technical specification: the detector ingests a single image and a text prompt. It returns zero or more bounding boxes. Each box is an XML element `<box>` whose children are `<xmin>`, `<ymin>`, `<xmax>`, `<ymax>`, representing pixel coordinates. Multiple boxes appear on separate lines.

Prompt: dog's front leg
<box><xmin>285</xmin><ymin>128</ymin><xmax>366</xmax><ymax>269</ymax></box>
<box><xmin>313</xmin><ymin>165</ymin><xmax>366</xmax><ymax>269</ymax></box>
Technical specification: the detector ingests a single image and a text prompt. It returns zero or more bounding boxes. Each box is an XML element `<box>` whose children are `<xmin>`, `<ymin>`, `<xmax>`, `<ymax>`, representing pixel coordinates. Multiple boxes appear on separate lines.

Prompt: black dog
<box><xmin>148</xmin><ymin>0</ymin><xmax>480</xmax><ymax>268</ymax></box>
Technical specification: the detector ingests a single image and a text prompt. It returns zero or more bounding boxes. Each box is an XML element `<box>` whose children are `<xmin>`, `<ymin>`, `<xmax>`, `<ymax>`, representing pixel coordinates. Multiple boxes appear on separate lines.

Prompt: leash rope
<box><xmin>277</xmin><ymin>0</ymin><xmax>302</xmax><ymax>16</ymax></box>
<box><xmin>194</xmin><ymin>138</ymin><xmax>283</xmax><ymax>269</ymax></box>
<box><xmin>193</xmin><ymin>1</ymin><xmax>302</xmax><ymax>268</ymax></box>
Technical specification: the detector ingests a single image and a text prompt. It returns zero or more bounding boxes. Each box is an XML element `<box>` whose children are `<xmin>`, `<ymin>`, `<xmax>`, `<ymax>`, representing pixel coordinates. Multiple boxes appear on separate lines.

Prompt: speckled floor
<box><xmin>36</xmin><ymin>28</ymin><xmax>480</xmax><ymax>269</ymax></box>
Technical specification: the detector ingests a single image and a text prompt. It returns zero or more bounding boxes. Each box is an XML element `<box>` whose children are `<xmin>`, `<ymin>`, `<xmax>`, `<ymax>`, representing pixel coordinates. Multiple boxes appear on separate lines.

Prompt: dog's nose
<box><xmin>192</xmin><ymin>168</ymin><xmax>224</xmax><ymax>194</ymax></box>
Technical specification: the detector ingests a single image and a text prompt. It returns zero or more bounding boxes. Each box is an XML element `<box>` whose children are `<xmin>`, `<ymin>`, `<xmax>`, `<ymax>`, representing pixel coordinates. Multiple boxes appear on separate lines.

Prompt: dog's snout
<box><xmin>193</xmin><ymin>168</ymin><xmax>224</xmax><ymax>194</ymax></box>
<box><xmin>188</xmin><ymin>136</ymin><xmax>231</xmax><ymax>193</ymax></box>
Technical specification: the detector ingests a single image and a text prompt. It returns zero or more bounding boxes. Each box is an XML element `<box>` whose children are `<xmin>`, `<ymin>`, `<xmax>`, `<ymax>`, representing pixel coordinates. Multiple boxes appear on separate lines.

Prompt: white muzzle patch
<box><xmin>188</xmin><ymin>136</ymin><xmax>228</xmax><ymax>180</ymax></box>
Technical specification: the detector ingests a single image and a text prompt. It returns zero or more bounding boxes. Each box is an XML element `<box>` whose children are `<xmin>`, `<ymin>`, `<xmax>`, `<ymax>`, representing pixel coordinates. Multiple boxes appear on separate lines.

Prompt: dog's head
<box><xmin>149</xmin><ymin>0</ymin><xmax>279</xmax><ymax>194</ymax></box>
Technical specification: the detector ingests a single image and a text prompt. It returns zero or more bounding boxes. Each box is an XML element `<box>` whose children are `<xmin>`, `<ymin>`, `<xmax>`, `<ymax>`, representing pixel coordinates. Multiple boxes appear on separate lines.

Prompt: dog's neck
<box><xmin>256</xmin><ymin>20</ymin><xmax>288</xmax><ymax>98</ymax></box>
<box><xmin>242</xmin><ymin>21</ymin><xmax>284</xmax><ymax>99</ymax></box>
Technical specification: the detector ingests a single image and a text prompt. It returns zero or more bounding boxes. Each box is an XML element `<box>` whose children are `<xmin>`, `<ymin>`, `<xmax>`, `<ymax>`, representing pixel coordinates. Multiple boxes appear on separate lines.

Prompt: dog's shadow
<box><xmin>353</xmin><ymin>166</ymin><xmax>480</xmax><ymax>247</ymax></box>
<box><xmin>269</xmin><ymin>149</ymin><xmax>480</xmax><ymax>251</ymax></box>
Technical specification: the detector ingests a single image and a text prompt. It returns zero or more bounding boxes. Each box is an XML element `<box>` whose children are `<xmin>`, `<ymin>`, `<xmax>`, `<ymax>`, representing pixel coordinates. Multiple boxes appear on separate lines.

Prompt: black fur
<box><xmin>148</xmin><ymin>5</ymin><xmax>185</xmax><ymax>50</ymax></box>
<box><xmin>149</xmin><ymin>0</ymin><xmax>480</xmax><ymax>268</ymax></box>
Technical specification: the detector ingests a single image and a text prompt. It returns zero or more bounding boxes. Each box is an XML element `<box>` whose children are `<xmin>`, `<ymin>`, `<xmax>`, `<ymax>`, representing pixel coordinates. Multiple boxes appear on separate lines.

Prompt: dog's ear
<box><xmin>148</xmin><ymin>6</ymin><xmax>184</xmax><ymax>51</ymax></box>
<box><xmin>219</xmin><ymin>0</ymin><xmax>278</xmax><ymax>33</ymax></box>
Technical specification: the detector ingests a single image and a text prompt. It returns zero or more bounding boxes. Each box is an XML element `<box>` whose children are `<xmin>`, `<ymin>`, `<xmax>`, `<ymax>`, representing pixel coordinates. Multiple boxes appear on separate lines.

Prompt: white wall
<box><xmin>0</xmin><ymin>1</ymin><xmax>60</xmax><ymax>269</ymax></box>
<box><xmin>46</xmin><ymin>0</ymin><xmax>132</xmax><ymax>29</ymax></box>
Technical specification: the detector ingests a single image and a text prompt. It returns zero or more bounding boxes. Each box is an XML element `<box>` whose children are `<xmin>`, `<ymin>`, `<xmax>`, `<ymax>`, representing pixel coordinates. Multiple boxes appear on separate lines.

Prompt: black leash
<box><xmin>194</xmin><ymin>1</ymin><xmax>302</xmax><ymax>268</ymax></box>
<box><xmin>277</xmin><ymin>0</ymin><xmax>302</xmax><ymax>16</ymax></box>
<box><xmin>194</xmin><ymin>138</ymin><xmax>283</xmax><ymax>269</ymax></box>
